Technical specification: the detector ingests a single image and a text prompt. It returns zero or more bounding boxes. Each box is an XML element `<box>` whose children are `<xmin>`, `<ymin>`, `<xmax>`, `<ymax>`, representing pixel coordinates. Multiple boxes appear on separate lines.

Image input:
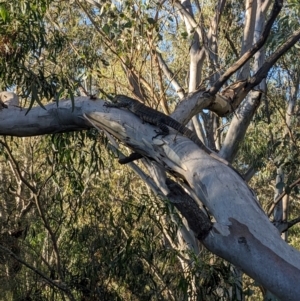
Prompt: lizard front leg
<box><xmin>153</xmin><ymin>123</ymin><xmax>169</xmax><ymax>139</ymax></box>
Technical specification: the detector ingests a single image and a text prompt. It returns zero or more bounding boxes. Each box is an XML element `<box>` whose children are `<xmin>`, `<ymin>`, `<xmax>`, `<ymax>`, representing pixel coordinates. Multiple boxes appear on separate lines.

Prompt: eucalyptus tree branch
<box><xmin>19</xmin><ymin>199</ymin><xmax>34</xmax><ymax>219</ymax></box>
<box><xmin>75</xmin><ymin>0</ymin><xmax>126</xmax><ymax>64</ymax></box>
<box><xmin>0</xmin><ymin>139</ymin><xmax>37</xmax><ymax>193</ymax></box>
<box><xmin>206</xmin><ymin>0</ymin><xmax>226</xmax><ymax>85</ymax></box>
<box><xmin>121</xmin><ymin>62</ymin><xmax>145</xmax><ymax>101</ymax></box>
<box><xmin>172</xmin><ymin>0</ymin><xmax>204</xmax><ymax>41</ymax></box>
<box><xmin>268</xmin><ymin>177</ymin><xmax>300</xmax><ymax>217</ymax></box>
<box><xmin>33</xmin><ymin>193</ymin><xmax>64</xmax><ymax>280</ymax></box>
<box><xmin>83</xmin><ymin>0</ymin><xmax>102</xmax><ymax>9</ymax></box>
<box><xmin>120</xmin><ymin>228</ymin><xmax>177</xmax><ymax>301</ymax></box>
<box><xmin>173</xmin><ymin>0</ymin><xmax>226</xmax><ymax>89</ymax></box>
<box><xmin>237</xmin><ymin>0</ymin><xmax>257</xmax><ymax>80</ymax></box>
<box><xmin>154</xmin><ymin>50</ymin><xmax>185</xmax><ymax>99</ymax></box>
<box><xmin>247</xmin><ymin>28</ymin><xmax>300</xmax><ymax>89</ymax></box>
<box><xmin>181</xmin><ymin>0</ymin><xmax>203</xmax><ymax>91</ymax></box>
<box><xmin>0</xmin><ymin>244</ymin><xmax>75</xmax><ymax>300</ymax></box>
<box><xmin>209</xmin><ymin>0</ymin><xmax>283</xmax><ymax>95</ymax></box>
<box><xmin>153</xmin><ymin>51</ymin><xmax>170</xmax><ymax>114</ymax></box>
<box><xmin>224</xmin><ymin>32</ymin><xmax>239</xmax><ymax>58</ymax></box>
<box><xmin>287</xmin><ymin>217</ymin><xmax>300</xmax><ymax>230</ymax></box>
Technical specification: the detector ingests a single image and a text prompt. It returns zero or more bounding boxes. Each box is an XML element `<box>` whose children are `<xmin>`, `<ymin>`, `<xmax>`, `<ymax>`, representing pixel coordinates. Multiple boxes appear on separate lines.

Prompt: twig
<box><xmin>0</xmin><ymin>244</ymin><xmax>75</xmax><ymax>300</ymax></box>
<box><xmin>0</xmin><ymin>139</ymin><xmax>36</xmax><ymax>193</ymax></box>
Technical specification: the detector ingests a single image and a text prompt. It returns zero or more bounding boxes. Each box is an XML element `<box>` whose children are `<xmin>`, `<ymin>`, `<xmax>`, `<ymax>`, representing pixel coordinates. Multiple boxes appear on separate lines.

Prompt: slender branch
<box><xmin>83</xmin><ymin>0</ymin><xmax>102</xmax><ymax>9</ymax></box>
<box><xmin>247</xmin><ymin>28</ymin><xmax>300</xmax><ymax>89</ymax></box>
<box><xmin>33</xmin><ymin>194</ymin><xmax>63</xmax><ymax>280</ymax></box>
<box><xmin>209</xmin><ymin>0</ymin><xmax>283</xmax><ymax>95</ymax></box>
<box><xmin>173</xmin><ymin>0</ymin><xmax>204</xmax><ymax>41</ymax></box>
<box><xmin>0</xmin><ymin>244</ymin><xmax>75</xmax><ymax>300</ymax></box>
<box><xmin>268</xmin><ymin>177</ymin><xmax>300</xmax><ymax>217</ymax></box>
<box><xmin>154</xmin><ymin>50</ymin><xmax>185</xmax><ymax>99</ymax></box>
<box><xmin>224</xmin><ymin>31</ymin><xmax>239</xmax><ymax>58</ymax></box>
<box><xmin>153</xmin><ymin>52</ymin><xmax>170</xmax><ymax>114</ymax></box>
<box><xmin>206</xmin><ymin>0</ymin><xmax>227</xmax><ymax>84</ymax></box>
<box><xmin>287</xmin><ymin>217</ymin><xmax>300</xmax><ymax>229</ymax></box>
<box><xmin>75</xmin><ymin>0</ymin><xmax>126</xmax><ymax>64</ymax></box>
<box><xmin>276</xmin><ymin>216</ymin><xmax>300</xmax><ymax>233</ymax></box>
<box><xmin>214</xmin><ymin>0</ymin><xmax>227</xmax><ymax>25</ymax></box>
<box><xmin>0</xmin><ymin>139</ymin><xmax>37</xmax><ymax>193</ymax></box>
<box><xmin>19</xmin><ymin>200</ymin><xmax>34</xmax><ymax>219</ymax></box>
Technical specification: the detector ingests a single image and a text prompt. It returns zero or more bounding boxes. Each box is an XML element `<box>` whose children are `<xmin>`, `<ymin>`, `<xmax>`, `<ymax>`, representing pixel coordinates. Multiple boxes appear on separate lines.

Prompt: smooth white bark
<box><xmin>84</xmin><ymin>101</ymin><xmax>300</xmax><ymax>300</ymax></box>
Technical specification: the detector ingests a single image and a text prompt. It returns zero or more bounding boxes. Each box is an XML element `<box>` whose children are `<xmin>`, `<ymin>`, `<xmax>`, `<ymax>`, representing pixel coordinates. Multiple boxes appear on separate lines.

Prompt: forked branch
<box><xmin>247</xmin><ymin>28</ymin><xmax>300</xmax><ymax>89</ymax></box>
<box><xmin>209</xmin><ymin>0</ymin><xmax>283</xmax><ymax>95</ymax></box>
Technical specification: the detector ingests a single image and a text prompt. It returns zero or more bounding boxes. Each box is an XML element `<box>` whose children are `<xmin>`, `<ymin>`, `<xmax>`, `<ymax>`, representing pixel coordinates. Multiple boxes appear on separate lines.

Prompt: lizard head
<box><xmin>113</xmin><ymin>94</ymin><xmax>139</xmax><ymax>105</ymax></box>
<box><xmin>113</xmin><ymin>95</ymin><xmax>127</xmax><ymax>103</ymax></box>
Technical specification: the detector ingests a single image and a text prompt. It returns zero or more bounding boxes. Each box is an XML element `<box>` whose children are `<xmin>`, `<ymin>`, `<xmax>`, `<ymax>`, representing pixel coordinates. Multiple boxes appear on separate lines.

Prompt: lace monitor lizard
<box><xmin>104</xmin><ymin>95</ymin><xmax>243</xmax><ymax>178</ymax></box>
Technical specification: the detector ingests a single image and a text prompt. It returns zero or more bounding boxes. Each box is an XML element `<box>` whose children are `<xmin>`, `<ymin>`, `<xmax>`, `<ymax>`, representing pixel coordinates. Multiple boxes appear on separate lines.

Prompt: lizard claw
<box><xmin>152</xmin><ymin>130</ymin><xmax>167</xmax><ymax>140</ymax></box>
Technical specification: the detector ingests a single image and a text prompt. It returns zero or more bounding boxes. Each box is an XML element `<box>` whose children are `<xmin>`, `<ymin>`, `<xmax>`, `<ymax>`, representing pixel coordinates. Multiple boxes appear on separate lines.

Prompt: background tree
<box><xmin>0</xmin><ymin>0</ymin><xmax>300</xmax><ymax>300</ymax></box>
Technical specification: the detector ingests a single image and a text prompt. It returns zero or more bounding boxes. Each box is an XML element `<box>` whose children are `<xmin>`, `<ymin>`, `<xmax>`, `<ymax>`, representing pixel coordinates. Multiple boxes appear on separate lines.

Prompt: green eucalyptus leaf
<box><xmin>0</xmin><ymin>5</ymin><xmax>8</xmax><ymax>22</ymax></box>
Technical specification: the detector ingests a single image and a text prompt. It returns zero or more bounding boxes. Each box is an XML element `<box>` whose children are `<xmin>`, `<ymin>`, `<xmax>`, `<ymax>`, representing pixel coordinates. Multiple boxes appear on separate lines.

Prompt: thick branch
<box><xmin>0</xmin><ymin>98</ymin><xmax>93</xmax><ymax>137</ymax></box>
<box><xmin>84</xmin><ymin>107</ymin><xmax>300</xmax><ymax>300</ymax></box>
<box><xmin>204</xmin><ymin>28</ymin><xmax>300</xmax><ymax>118</ymax></box>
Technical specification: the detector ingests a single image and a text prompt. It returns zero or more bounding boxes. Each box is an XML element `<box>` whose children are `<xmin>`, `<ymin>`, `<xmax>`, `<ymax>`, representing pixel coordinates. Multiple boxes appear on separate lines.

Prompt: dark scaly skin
<box><xmin>104</xmin><ymin>95</ymin><xmax>243</xmax><ymax>178</ymax></box>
